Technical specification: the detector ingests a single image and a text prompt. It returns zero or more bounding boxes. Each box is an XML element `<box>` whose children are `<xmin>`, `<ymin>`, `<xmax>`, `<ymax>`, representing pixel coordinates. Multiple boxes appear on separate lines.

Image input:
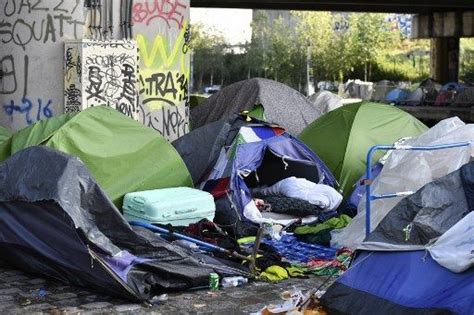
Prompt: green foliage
<box><xmin>191</xmin><ymin>12</ymin><xmax>438</xmax><ymax>93</ymax></box>
<box><xmin>460</xmin><ymin>38</ymin><xmax>474</xmax><ymax>83</ymax></box>
<box><xmin>190</xmin><ymin>23</ymin><xmax>229</xmax><ymax>92</ymax></box>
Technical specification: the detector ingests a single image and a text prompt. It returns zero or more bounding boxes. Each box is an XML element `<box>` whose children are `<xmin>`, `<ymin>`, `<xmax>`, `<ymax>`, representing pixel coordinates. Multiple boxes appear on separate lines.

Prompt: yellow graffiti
<box><xmin>140</xmin><ymin>69</ymin><xmax>189</xmax><ymax>111</ymax></box>
<box><xmin>137</xmin><ymin>21</ymin><xmax>189</xmax><ymax>76</ymax></box>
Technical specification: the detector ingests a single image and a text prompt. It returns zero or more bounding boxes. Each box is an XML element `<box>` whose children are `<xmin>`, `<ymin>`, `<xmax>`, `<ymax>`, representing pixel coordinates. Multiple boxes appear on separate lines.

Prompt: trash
<box><xmin>19</xmin><ymin>298</ymin><xmax>32</xmax><ymax>306</ymax></box>
<box><xmin>194</xmin><ymin>304</ymin><xmax>207</xmax><ymax>309</ymax></box>
<box><xmin>221</xmin><ymin>276</ymin><xmax>248</xmax><ymax>288</ymax></box>
<box><xmin>150</xmin><ymin>294</ymin><xmax>168</xmax><ymax>304</ymax></box>
<box><xmin>209</xmin><ymin>273</ymin><xmax>220</xmax><ymax>292</ymax></box>
<box><xmin>257</xmin><ymin>289</ymin><xmax>305</xmax><ymax>314</ymax></box>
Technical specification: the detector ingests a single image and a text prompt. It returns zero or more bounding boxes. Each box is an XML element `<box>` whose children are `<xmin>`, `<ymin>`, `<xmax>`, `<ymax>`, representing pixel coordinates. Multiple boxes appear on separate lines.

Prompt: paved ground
<box><xmin>0</xmin><ymin>264</ymin><xmax>332</xmax><ymax>314</ymax></box>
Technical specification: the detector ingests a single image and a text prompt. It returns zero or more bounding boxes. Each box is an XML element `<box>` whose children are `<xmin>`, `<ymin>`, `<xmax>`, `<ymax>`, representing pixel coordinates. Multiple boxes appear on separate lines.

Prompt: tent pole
<box><xmin>364</xmin><ymin>141</ymin><xmax>471</xmax><ymax>237</ymax></box>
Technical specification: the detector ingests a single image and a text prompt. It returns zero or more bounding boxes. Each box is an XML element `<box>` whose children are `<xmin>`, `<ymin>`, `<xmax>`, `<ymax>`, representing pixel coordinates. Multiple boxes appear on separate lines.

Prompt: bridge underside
<box><xmin>190</xmin><ymin>1</ymin><xmax>474</xmax><ymax>14</ymax></box>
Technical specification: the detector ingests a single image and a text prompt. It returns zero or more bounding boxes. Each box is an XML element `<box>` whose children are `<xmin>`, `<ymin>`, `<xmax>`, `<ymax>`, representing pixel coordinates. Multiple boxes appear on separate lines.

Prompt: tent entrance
<box><xmin>244</xmin><ymin>149</ymin><xmax>321</xmax><ymax>189</ymax></box>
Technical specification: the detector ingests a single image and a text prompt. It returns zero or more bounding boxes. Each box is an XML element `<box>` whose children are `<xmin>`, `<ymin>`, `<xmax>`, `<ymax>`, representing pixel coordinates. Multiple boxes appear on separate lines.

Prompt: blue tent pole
<box><xmin>365</xmin><ymin>141</ymin><xmax>471</xmax><ymax>237</ymax></box>
<box><xmin>129</xmin><ymin>221</ymin><xmax>252</xmax><ymax>262</ymax></box>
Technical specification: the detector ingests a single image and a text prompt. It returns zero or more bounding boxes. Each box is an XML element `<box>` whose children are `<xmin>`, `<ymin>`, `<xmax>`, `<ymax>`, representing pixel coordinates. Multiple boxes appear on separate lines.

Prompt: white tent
<box><xmin>331</xmin><ymin>117</ymin><xmax>474</xmax><ymax>249</ymax></box>
<box><xmin>308</xmin><ymin>91</ymin><xmax>361</xmax><ymax>115</ymax></box>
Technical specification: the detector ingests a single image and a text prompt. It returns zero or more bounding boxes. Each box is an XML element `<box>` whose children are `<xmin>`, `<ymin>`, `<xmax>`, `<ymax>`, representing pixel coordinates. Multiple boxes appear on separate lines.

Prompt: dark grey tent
<box><xmin>190</xmin><ymin>78</ymin><xmax>322</xmax><ymax>136</ymax></box>
<box><xmin>420</xmin><ymin>78</ymin><xmax>442</xmax><ymax>105</ymax></box>
<box><xmin>0</xmin><ymin>146</ymin><xmax>243</xmax><ymax>301</ymax></box>
<box><xmin>453</xmin><ymin>87</ymin><xmax>474</xmax><ymax>107</ymax></box>
<box><xmin>358</xmin><ymin>163</ymin><xmax>473</xmax><ymax>251</ymax></box>
<box><xmin>173</xmin><ymin>117</ymin><xmax>246</xmax><ymax>184</ymax></box>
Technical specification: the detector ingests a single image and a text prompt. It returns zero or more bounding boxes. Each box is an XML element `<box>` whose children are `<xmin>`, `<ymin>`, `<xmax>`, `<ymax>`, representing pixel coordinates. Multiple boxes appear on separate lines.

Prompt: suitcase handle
<box><xmin>175</xmin><ymin>208</ymin><xmax>197</xmax><ymax>215</ymax></box>
<box><xmin>161</xmin><ymin>208</ymin><xmax>197</xmax><ymax>218</ymax></box>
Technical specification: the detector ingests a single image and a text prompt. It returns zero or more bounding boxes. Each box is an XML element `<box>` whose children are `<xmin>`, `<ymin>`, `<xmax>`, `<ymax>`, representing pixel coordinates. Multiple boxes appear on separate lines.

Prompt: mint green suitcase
<box><xmin>123</xmin><ymin>187</ymin><xmax>215</xmax><ymax>226</ymax></box>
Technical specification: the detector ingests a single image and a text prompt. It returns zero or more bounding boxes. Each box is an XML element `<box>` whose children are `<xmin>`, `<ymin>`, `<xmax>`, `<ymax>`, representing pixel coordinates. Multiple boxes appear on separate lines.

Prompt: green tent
<box><xmin>299</xmin><ymin>102</ymin><xmax>427</xmax><ymax>198</ymax></box>
<box><xmin>0</xmin><ymin>127</ymin><xmax>10</xmax><ymax>144</ymax></box>
<box><xmin>0</xmin><ymin>106</ymin><xmax>193</xmax><ymax>207</ymax></box>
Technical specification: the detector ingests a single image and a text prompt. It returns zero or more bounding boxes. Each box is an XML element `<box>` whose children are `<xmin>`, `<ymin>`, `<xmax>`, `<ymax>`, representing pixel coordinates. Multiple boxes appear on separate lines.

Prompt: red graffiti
<box><xmin>132</xmin><ymin>0</ymin><xmax>187</xmax><ymax>29</ymax></box>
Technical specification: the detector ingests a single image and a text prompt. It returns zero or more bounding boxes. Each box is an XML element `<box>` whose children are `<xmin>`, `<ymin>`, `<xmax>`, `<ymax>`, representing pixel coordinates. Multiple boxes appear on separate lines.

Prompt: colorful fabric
<box><xmin>305</xmin><ymin>248</ymin><xmax>353</xmax><ymax>276</ymax></box>
<box><xmin>202</xmin><ymin>177</ymin><xmax>231</xmax><ymax>198</ymax></box>
<box><xmin>294</xmin><ymin>215</ymin><xmax>352</xmax><ymax>235</ymax></box>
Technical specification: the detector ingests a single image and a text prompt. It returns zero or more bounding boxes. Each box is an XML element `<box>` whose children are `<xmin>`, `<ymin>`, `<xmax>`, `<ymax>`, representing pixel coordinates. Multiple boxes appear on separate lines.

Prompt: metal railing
<box><xmin>364</xmin><ymin>141</ymin><xmax>472</xmax><ymax>237</ymax></box>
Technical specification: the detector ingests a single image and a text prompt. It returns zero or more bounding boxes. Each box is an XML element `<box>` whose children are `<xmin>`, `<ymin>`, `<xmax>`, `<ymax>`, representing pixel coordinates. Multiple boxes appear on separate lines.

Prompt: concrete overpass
<box><xmin>191</xmin><ymin>0</ymin><xmax>474</xmax><ymax>84</ymax></box>
<box><xmin>190</xmin><ymin>1</ymin><xmax>474</xmax><ymax>14</ymax></box>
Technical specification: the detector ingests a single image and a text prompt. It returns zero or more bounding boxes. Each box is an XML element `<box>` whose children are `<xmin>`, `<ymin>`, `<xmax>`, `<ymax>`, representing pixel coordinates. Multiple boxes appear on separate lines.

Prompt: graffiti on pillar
<box><xmin>132</xmin><ymin>0</ymin><xmax>187</xmax><ymax>28</ymax></box>
<box><xmin>0</xmin><ymin>0</ymin><xmax>84</xmax><ymax>130</ymax></box>
<box><xmin>64</xmin><ymin>40</ymin><xmax>140</xmax><ymax>121</ymax></box>
<box><xmin>133</xmin><ymin>0</ymin><xmax>190</xmax><ymax>141</ymax></box>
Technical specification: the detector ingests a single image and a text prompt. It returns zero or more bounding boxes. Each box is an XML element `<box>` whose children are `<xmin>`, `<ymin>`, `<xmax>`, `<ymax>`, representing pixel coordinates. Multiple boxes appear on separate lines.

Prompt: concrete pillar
<box><xmin>0</xmin><ymin>0</ymin><xmax>191</xmax><ymax>141</ymax></box>
<box><xmin>430</xmin><ymin>37</ymin><xmax>460</xmax><ymax>84</ymax></box>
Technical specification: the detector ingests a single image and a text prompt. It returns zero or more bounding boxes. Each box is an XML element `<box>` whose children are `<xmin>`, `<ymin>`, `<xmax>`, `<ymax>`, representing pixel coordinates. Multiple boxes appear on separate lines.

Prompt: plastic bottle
<box><xmin>221</xmin><ymin>276</ymin><xmax>248</xmax><ymax>288</ymax></box>
<box><xmin>174</xmin><ymin>239</ymin><xmax>199</xmax><ymax>250</ymax></box>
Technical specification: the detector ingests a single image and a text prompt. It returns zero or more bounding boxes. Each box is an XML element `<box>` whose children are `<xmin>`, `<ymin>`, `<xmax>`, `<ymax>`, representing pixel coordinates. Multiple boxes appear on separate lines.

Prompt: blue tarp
<box><xmin>385</xmin><ymin>88</ymin><xmax>409</xmax><ymax>104</ymax></box>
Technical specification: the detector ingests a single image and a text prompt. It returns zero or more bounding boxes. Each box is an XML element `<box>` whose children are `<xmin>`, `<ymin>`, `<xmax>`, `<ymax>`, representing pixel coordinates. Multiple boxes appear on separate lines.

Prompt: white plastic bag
<box><xmin>428</xmin><ymin>212</ymin><xmax>474</xmax><ymax>273</ymax></box>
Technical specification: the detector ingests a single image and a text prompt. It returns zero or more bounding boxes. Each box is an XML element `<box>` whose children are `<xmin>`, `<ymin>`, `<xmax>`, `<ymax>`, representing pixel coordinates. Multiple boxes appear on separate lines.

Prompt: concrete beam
<box><xmin>191</xmin><ymin>0</ymin><xmax>474</xmax><ymax>14</ymax></box>
<box><xmin>412</xmin><ymin>11</ymin><xmax>474</xmax><ymax>38</ymax></box>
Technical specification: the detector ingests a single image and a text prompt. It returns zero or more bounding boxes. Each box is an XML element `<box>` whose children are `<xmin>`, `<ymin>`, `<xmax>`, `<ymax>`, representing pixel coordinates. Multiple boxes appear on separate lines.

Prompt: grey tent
<box><xmin>359</xmin><ymin>163</ymin><xmax>473</xmax><ymax>251</ymax></box>
<box><xmin>401</xmin><ymin>87</ymin><xmax>425</xmax><ymax>106</ymax></box>
<box><xmin>0</xmin><ymin>146</ymin><xmax>243</xmax><ymax>301</ymax></box>
<box><xmin>173</xmin><ymin>118</ymin><xmax>245</xmax><ymax>184</ymax></box>
<box><xmin>190</xmin><ymin>78</ymin><xmax>322</xmax><ymax>136</ymax></box>
<box><xmin>371</xmin><ymin>80</ymin><xmax>397</xmax><ymax>102</ymax></box>
<box><xmin>307</xmin><ymin>91</ymin><xmax>343</xmax><ymax>114</ymax></box>
<box><xmin>453</xmin><ymin>87</ymin><xmax>474</xmax><ymax>107</ymax></box>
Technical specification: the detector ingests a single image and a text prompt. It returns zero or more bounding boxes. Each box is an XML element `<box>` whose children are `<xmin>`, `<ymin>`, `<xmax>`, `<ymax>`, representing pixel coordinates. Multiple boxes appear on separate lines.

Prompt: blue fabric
<box><xmin>440</xmin><ymin>82</ymin><xmax>465</xmax><ymax>92</ymax></box>
<box><xmin>262</xmin><ymin>234</ymin><xmax>338</xmax><ymax>264</ymax></box>
<box><xmin>250</xmin><ymin>126</ymin><xmax>280</xmax><ymax>140</ymax></box>
<box><xmin>346</xmin><ymin>163</ymin><xmax>384</xmax><ymax>213</ymax></box>
<box><xmin>385</xmin><ymin>88</ymin><xmax>409</xmax><ymax>103</ymax></box>
<box><xmin>338</xmin><ymin>251</ymin><xmax>474</xmax><ymax>315</ymax></box>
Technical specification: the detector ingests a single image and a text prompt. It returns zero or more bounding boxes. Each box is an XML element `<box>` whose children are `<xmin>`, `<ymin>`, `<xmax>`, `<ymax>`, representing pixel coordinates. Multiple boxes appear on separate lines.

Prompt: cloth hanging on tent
<box><xmin>294</xmin><ymin>215</ymin><xmax>352</xmax><ymax>235</ymax></box>
<box><xmin>252</xmin><ymin>177</ymin><xmax>343</xmax><ymax>211</ymax></box>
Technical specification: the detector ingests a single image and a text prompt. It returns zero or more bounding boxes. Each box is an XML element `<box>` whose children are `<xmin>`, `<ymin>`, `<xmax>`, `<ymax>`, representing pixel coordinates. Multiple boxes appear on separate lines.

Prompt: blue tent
<box><xmin>322</xmin><ymin>251</ymin><xmax>474</xmax><ymax>314</ymax></box>
<box><xmin>175</xmin><ymin>116</ymin><xmax>338</xmax><ymax>236</ymax></box>
<box><xmin>384</xmin><ymin>88</ymin><xmax>410</xmax><ymax>104</ymax></box>
<box><xmin>322</xmin><ymin>162</ymin><xmax>474</xmax><ymax>314</ymax></box>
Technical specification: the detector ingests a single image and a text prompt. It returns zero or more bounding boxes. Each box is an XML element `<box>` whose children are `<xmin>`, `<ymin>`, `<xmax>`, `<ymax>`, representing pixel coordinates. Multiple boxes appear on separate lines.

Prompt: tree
<box><xmin>347</xmin><ymin>13</ymin><xmax>398</xmax><ymax>81</ymax></box>
<box><xmin>190</xmin><ymin>23</ymin><xmax>228</xmax><ymax>92</ymax></box>
<box><xmin>248</xmin><ymin>11</ymin><xmax>306</xmax><ymax>91</ymax></box>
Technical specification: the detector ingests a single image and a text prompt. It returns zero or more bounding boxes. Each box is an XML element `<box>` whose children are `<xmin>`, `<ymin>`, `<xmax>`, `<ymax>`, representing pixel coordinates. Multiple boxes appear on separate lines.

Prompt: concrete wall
<box><xmin>0</xmin><ymin>0</ymin><xmax>190</xmax><ymax>141</ymax></box>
